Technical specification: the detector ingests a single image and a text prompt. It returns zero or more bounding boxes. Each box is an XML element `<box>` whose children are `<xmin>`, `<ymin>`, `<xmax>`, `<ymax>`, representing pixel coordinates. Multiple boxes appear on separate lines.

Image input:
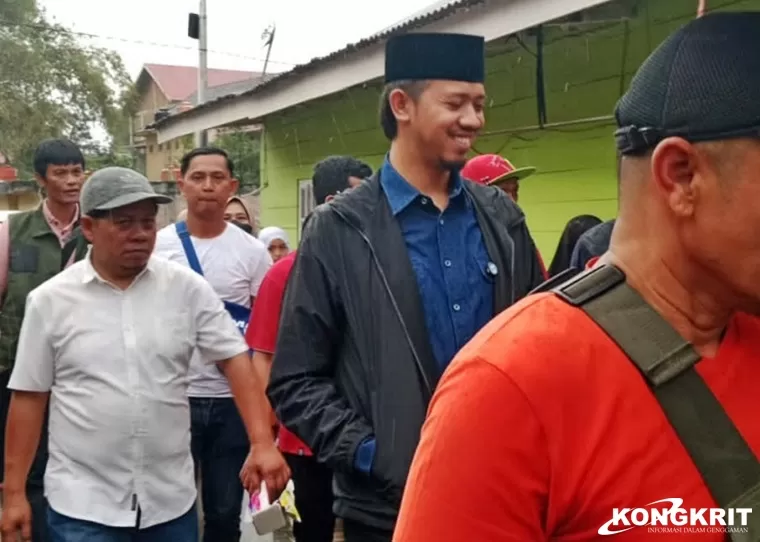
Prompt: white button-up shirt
<box><xmin>8</xmin><ymin>253</ymin><xmax>248</xmax><ymax>528</ymax></box>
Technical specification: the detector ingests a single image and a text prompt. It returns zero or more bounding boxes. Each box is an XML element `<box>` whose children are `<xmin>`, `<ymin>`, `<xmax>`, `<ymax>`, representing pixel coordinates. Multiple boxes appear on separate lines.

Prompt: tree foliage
<box><xmin>86</xmin><ymin>150</ymin><xmax>135</xmax><ymax>172</ymax></box>
<box><xmin>0</xmin><ymin>0</ymin><xmax>137</xmax><ymax>179</ymax></box>
<box><xmin>214</xmin><ymin>131</ymin><xmax>261</xmax><ymax>191</ymax></box>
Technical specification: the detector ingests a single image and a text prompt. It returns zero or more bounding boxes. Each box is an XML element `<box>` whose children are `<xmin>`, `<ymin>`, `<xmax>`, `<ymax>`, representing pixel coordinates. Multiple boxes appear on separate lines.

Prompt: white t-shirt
<box><xmin>154</xmin><ymin>222</ymin><xmax>272</xmax><ymax>397</ymax></box>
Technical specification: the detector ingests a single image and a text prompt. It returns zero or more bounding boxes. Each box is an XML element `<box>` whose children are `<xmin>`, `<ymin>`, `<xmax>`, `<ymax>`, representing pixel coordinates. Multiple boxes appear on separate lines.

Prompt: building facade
<box><xmin>132</xmin><ymin>64</ymin><xmax>262</xmax><ymax>180</ymax></box>
<box><xmin>154</xmin><ymin>0</ymin><xmax>753</xmax><ymax>258</ymax></box>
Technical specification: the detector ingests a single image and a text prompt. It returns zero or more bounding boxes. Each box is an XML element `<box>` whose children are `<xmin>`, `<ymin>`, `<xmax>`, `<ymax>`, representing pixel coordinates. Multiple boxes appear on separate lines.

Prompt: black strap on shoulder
<box><xmin>61</xmin><ymin>231</ymin><xmax>79</xmax><ymax>270</ymax></box>
<box><xmin>61</xmin><ymin>227</ymin><xmax>88</xmax><ymax>270</ymax></box>
<box><xmin>554</xmin><ymin>265</ymin><xmax>760</xmax><ymax>540</ymax></box>
<box><xmin>528</xmin><ymin>266</ymin><xmax>582</xmax><ymax>295</ymax></box>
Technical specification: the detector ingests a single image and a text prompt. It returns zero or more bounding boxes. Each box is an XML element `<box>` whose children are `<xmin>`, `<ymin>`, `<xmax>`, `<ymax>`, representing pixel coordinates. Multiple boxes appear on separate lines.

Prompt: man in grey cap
<box><xmin>1</xmin><ymin>167</ymin><xmax>289</xmax><ymax>541</ymax></box>
<box><xmin>395</xmin><ymin>12</ymin><xmax>760</xmax><ymax>541</ymax></box>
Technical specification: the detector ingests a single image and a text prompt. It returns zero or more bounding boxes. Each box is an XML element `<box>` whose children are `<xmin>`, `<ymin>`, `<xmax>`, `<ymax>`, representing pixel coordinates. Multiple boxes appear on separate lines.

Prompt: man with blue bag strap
<box><xmin>174</xmin><ymin>220</ymin><xmax>251</xmax><ymax>334</ymax></box>
<box><xmin>154</xmin><ymin>147</ymin><xmax>280</xmax><ymax>542</ymax></box>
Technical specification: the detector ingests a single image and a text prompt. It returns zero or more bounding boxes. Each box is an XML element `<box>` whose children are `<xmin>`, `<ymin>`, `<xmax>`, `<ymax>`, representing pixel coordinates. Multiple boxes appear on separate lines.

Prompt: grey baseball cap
<box><xmin>80</xmin><ymin>167</ymin><xmax>172</xmax><ymax>216</ymax></box>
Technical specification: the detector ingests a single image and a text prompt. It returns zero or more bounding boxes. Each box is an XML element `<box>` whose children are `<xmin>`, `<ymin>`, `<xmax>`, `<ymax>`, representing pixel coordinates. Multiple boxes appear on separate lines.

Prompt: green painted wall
<box><xmin>258</xmin><ymin>0</ymin><xmax>757</xmax><ymax>260</ymax></box>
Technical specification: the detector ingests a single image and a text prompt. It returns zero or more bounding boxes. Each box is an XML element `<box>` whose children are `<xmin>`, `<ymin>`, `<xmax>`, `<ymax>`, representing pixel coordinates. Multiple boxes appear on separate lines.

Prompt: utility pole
<box><xmin>261</xmin><ymin>24</ymin><xmax>276</xmax><ymax>78</ymax></box>
<box><xmin>188</xmin><ymin>1</ymin><xmax>208</xmax><ymax>147</ymax></box>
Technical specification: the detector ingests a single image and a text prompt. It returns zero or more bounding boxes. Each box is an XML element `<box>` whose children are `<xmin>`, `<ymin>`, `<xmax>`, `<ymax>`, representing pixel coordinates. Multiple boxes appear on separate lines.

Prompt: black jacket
<box><xmin>267</xmin><ymin>174</ymin><xmax>544</xmax><ymax>531</ymax></box>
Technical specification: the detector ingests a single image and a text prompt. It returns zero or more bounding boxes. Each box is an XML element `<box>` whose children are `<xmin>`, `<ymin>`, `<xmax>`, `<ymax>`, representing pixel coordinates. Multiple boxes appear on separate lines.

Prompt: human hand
<box><xmin>0</xmin><ymin>490</ymin><xmax>33</xmax><ymax>541</ymax></box>
<box><xmin>240</xmin><ymin>442</ymin><xmax>291</xmax><ymax>501</ymax></box>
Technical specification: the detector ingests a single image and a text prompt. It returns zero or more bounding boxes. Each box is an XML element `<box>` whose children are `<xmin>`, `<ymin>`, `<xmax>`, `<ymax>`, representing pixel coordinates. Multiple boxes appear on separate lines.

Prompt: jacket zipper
<box><xmin>331</xmin><ymin>207</ymin><xmax>434</xmax><ymax>397</ymax></box>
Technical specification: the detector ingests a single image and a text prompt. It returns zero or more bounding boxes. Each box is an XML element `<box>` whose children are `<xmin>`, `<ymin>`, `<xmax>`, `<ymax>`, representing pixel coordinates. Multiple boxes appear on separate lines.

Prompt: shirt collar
<box><xmin>81</xmin><ymin>247</ymin><xmax>154</xmax><ymax>287</ymax></box>
<box><xmin>380</xmin><ymin>155</ymin><xmax>464</xmax><ymax>216</ymax></box>
<box><xmin>81</xmin><ymin>248</ymin><xmax>99</xmax><ymax>284</ymax></box>
<box><xmin>42</xmin><ymin>199</ymin><xmax>80</xmax><ymax>231</ymax></box>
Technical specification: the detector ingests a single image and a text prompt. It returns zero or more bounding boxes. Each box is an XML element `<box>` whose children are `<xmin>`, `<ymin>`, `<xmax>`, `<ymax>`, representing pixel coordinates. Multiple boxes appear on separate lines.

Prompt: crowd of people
<box><xmin>2</xmin><ymin>10</ymin><xmax>760</xmax><ymax>542</ymax></box>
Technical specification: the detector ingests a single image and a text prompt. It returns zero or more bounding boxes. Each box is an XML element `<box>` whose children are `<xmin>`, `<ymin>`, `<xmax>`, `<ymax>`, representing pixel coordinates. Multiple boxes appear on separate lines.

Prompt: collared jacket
<box><xmin>267</xmin><ymin>173</ymin><xmax>544</xmax><ymax>531</ymax></box>
<box><xmin>570</xmin><ymin>219</ymin><xmax>615</xmax><ymax>269</ymax></box>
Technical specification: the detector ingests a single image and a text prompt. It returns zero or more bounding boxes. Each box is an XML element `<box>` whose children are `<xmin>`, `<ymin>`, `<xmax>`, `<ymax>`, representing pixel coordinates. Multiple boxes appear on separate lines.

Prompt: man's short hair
<box><xmin>312</xmin><ymin>155</ymin><xmax>372</xmax><ymax>205</ymax></box>
<box><xmin>33</xmin><ymin>139</ymin><xmax>85</xmax><ymax>178</ymax></box>
<box><xmin>180</xmin><ymin>147</ymin><xmax>234</xmax><ymax>177</ymax></box>
<box><xmin>378</xmin><ymin>80</ymin><xmax>429</xmax><ymax>140</ymax></box>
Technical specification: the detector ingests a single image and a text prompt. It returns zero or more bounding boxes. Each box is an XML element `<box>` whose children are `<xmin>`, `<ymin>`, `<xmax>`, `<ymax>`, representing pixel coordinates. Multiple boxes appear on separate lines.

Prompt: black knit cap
<box><xmin>385</xmin><ymin>32</ymin><xmax>485</xmax><ymax>84</ymax></box>
<box><xmin>615</xmin><ymin>12</ymin><xmax>760</xmax><ymax>155</ymax></box>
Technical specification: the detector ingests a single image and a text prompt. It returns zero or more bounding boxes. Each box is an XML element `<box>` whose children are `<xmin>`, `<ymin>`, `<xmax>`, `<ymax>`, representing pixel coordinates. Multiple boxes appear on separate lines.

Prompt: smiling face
<box><xmin>391</xmin><ymin>80</ymin><xmax>485</xmax><ymax>170</ymax></box>
<box><xmin>224</xmin><ymin>200</ymin><xmax>250</xmax><ymax>225</ymax></box>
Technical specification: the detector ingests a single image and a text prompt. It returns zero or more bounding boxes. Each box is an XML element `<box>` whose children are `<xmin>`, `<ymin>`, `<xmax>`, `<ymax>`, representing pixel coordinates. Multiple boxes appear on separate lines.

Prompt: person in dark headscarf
<box><xmin>569</xmin><ymin>155</ymin><xmax>621</xmax><ymax>270</ymax></box>
<box><xmin>570</xmin><ymin>218</ymin><xmax>615</xmax><ymax>270</ymax></box>
<box><xmin>547</xmin><ymin>214</ymin><xmax>603</xmax><ymax>277</ymax></box>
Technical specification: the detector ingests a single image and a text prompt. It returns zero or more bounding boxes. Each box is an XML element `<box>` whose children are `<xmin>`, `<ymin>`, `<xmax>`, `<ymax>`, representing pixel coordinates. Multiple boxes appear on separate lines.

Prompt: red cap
<box><xmin>461</xmin><ymin>154</ymin><xmax>536</xmax><ymax>186</ymax></box>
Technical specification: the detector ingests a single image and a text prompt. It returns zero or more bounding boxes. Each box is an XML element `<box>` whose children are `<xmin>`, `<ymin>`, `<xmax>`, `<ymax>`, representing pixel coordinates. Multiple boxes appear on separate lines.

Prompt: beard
<box><xmin>439</xmin><ymin>158</ymin><xmax>466</xmax><ymax>172</ymax></box>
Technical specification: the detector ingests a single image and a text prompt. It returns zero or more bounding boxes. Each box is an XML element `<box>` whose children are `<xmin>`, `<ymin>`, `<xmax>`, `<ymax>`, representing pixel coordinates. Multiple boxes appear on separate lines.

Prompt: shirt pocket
<box><xmin>10</xmin><ymin>245</ymin><xmax>40</xmax><ymax>273</ymax></box>
<box><xmin>470</xmin><ymin>246</ymin><xmax>495</xmax><ymax>288</ymax></box>
<box><xmin>151</xmin><ymin>310</ymin><xmax>194</xmax><ymax>371</ymax></box>
<box><xmin>466</xmin><ymin>244</ymin><xmax>496</xmax><ymax>317</ymax></box>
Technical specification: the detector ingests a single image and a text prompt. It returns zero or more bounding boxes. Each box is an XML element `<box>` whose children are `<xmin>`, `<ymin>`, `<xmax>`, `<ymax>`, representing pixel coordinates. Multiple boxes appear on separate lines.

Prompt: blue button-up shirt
<box><xmin>381</xmin><ymin>157</ymin><xmax>494</xmax><ymax>372</ymax></box>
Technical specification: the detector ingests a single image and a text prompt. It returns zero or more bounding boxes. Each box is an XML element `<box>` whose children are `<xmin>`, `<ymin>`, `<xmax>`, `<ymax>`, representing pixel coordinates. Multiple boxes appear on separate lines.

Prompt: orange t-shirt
<box><xmin>394</xmin><ymin>293</ymin><xmax>760</xmax><ymax>541</ymax></box>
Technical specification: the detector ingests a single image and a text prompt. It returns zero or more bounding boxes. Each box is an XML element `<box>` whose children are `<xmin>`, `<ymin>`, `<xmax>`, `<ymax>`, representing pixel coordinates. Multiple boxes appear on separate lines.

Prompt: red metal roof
<box><xmin>141</xmin><ymin>63</ymin><xmax>260</xmax><ymax>102</ymax></box>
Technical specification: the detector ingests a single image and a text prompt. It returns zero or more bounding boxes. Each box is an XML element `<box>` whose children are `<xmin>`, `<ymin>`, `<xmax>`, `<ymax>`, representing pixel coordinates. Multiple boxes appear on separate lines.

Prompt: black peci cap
<box><xmin>385</xmin><ymin>32</ymin><xmax>485</xmax><ymax>84</ymax></box>
<box><xmin>615</xmin><ymin>12</ymin><xmax>760</xmax><ymax>155</ymax></box>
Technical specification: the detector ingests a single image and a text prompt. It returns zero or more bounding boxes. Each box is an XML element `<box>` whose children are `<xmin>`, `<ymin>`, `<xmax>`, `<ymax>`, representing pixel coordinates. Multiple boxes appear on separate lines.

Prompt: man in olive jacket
<box><xmin>0</xmin><ymin>139</ymin><xmax>88</xmax><ymax>542</ymax></box>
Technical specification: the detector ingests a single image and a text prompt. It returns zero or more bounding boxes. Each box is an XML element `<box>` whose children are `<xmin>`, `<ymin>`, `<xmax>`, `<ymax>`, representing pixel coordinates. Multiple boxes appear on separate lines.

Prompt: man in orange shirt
<box><xmin>394</xmin><ymin>13</ymin><xmax>760</xmax><ymax>542</ymax></box>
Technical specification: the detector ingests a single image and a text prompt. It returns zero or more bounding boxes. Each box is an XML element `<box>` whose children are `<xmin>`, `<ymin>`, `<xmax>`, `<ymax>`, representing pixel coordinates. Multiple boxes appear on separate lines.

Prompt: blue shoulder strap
<box><xmin>175</xmin><ymin>221</ymin><xmax>204</xmax><ymax>276</ymax></box>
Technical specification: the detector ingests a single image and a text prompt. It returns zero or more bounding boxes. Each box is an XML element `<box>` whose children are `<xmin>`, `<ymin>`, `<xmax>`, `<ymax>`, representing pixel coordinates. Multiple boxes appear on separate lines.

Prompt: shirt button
<box><xmin>421</xmin><ymin>197</ymin><xmax>428</xmax><ymax>205</ymax></box>
<box><xmin>453</xmin><ymin>304</ymin><xmax>461</xmax><ymax>312</ymax></box>
<box><xmin>439</xmin><ymin>219</ymin><xmax>444</xmax><ymax>225</ymax></box>
<box><xmin>444</xmin><ymin>259</ymin><xmax>452</xmax><ymax>268</ymax></box>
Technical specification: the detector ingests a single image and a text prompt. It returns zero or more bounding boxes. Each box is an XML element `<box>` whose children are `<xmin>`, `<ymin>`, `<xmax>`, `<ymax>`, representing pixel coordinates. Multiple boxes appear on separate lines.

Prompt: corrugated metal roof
<box><xmin>369</xmin><ymin>0</ymin><xmax>465</xmax><ymax>37</ymax></box>
<box><xmin>155</xmin><ymin>0</ymin><xmax>484</xmax><ymax>125</ymax></box>
<box><xmin>183</xmin><ymin>74</ymin><xmax>275</xmax><ymax>105</ymax></box>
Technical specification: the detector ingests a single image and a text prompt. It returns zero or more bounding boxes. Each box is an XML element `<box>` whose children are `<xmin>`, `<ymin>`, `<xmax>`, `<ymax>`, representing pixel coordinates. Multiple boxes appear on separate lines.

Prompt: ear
<box><xmin>34</xmin><ymin>173</ymin><xmax>46</xmax><ymax>188</ymax></box>
<box><xmin>650</xmin><ymin>137</ymin><xmax>703</xmax><ymax>218</ymax></box>
<box><xmin>388</xmin><ymin>88</ymin><xmax>414</xmax><ymax>126</ymax></box>
<box><xmin>324</xmin><ymin>194</ymin><xmax>335</xmax><ymax>202</ymax></box>
<box><xmin>80</xmin><ymin>216</ymin><xmax>96</xmax><ymax>243</ymax></box>
<box><xmin>229</xmin><ymin>178</ymin><xmax>240</xmax><ymax>195</ymax></box>
<box><xmin>177</xmin><ymin>177</ymin><xmax>187</xmax><ymax>197</ymax></box>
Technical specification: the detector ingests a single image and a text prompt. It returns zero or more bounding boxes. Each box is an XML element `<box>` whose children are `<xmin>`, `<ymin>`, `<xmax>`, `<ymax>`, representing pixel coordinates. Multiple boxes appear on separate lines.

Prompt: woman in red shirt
<box><xmin>247</xmin><ymin>250</ymin><xmax>336</xmax><ymax>542</ymax></box>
